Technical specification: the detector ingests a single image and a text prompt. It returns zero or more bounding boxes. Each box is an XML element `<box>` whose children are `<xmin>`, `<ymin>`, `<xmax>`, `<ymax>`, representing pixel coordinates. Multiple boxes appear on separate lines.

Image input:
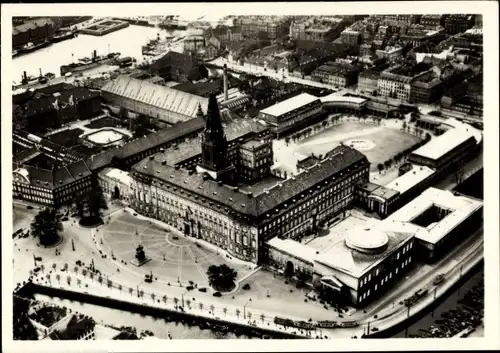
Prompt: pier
<box><xmin>79</xmin><ymin>19</ymin><xmax>130</xmax><ymax>36</ymax></box>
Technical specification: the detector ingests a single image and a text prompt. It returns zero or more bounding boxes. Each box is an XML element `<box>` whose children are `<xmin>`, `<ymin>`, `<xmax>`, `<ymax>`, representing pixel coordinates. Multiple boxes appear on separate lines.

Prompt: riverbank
<box><xmin>18</xmin><ymin>281</ymin><xmax>303</xmax><ymax>339</ymax></box>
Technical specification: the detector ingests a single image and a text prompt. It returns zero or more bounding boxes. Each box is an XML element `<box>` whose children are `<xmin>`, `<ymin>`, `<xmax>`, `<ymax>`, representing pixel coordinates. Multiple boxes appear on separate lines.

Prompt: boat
<box><xmin>53</xmin><ymin>30</ymin><xmax>77</xmax><ymax>43</ymax></box>
<box><xmin>60</xmin><ymin>50</ymin><xmax>121</xmax><ymax>76</ymax></box>
<box><xmin>19</xmin><ymin>40</ymin><xmax>52</xmax><ymax>54</ymax></box>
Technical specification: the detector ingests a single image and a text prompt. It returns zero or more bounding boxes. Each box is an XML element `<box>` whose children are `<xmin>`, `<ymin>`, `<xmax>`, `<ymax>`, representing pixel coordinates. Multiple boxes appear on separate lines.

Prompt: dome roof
<box><xmin>345</xmin><ymin>227</ymin><xmax>389</xmax><ymax>254</ymax></box>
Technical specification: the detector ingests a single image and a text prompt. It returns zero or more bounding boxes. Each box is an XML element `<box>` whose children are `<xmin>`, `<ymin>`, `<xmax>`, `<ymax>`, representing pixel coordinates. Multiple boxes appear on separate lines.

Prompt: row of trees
<box><xmin>42</xmin><ymin>269</ymin><xmax>266</xmax><ymax>322</ymax></box>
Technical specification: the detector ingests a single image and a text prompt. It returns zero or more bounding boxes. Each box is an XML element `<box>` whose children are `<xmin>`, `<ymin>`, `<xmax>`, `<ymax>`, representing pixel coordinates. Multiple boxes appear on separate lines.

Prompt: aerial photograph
<box><xmin>7</xmin><ymin>8</ymin><xmax>489</xmax><ymax>344</ymax></box>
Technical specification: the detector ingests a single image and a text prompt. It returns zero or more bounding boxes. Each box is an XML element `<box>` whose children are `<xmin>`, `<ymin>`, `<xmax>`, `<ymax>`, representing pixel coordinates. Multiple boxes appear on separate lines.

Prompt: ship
<box><xmin>60</xmin><ymin>50</ymin><xmax>121</xmax><ymax>76</ymax></box>
<box><xmin>19</xmin><ymin>40</ymin><xmax>53</xmax><ymax>54</ymax></box>
<box><xmin>53</xmin><ymin>29</ymin><xmax>77</xmax><ymax>43</ymax></box>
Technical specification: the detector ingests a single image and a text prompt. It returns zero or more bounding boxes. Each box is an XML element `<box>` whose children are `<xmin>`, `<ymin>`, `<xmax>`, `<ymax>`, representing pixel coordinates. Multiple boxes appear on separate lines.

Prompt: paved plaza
<box><xmin>99</xmin><ymin>212</ymin><xmax>253</xmax><ymax>287</ymax></box>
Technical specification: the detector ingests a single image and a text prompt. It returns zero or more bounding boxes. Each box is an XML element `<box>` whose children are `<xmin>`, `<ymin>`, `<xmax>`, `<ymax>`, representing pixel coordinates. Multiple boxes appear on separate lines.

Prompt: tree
<box><xmin>236</xmin><ymin>308</ymin><xmax>241</xmax><ymax>319</ymax></box>
<box><xmin>384</xmin><ymin>161</ymin><xmax>390</xmax><ymax>169</ymax></box>
<box><xmin>260</xmin><ymin>313</ymin><xmax>266</xmax><ymax>324</ymax></box>
<box><xmin>89</xmin><ymin>272</ymin><xmax>94</xmax><ymax>282</ymax></box>
<box><xmin>135</xmin><ymin>245</ymin><xmax>146</xmax><ymax>262</ymax></box>
<box><xmin>131</xmin><ymin>114</ymin><xmax>151</xmax><ymax>139</ymax></box>
<box><xmin>66</xmin><ymin>275</ymin><xmax>72</xmax><ymax>285</ymax></box>
<box><xmin>199</xmin><ymin>302</ymin><xmax>203</xmax><ymax>311</ymax></box>
<box><xmin>82</xmin><ymin>269</ymin><xmax>87</xmax><ymax>277</ymax></box>
<box><xmin>210</xmin><ymin>304</ymin><xmax>215</xmax><ymax>313</ymax></box>
<box><xmin>206</xmin><ymin>264</ymin><xmax>238</xmax><ymax>291</ymax></box>
<box><xmin>223</xmin><ymin>307</ymin><xmax>228</xmax><ymax>317</ymax></box>
<box><xmin>139</xmin><ymin>290</ymin><xmax>144</xmax><ymax>298</ymax></box>
<box><xmin>52</xmin><ymin>263</ymin><xmax>57</xmax><ymax>271</ymax></box>
<box><xmin>74</xmin><ymin>266</ymin><xmax>79</xmax><ymax>274</ymax></box>
<box><xmin>162</xmin><ymin>295</ymin><xmax>168</xmax><ymax>304</ymax></box>
<box><xmin>129</xmin><ymin>287</ymin><xmax>133</xmax><ymax>296</ymax></box>
<box><xmin>173</xmin><ymin>297</ymin><xmax>179</xmax><ymax>307</ymax></box>
<box><xmin>98</xmin><ymin>276</ymin><xmax>103</xmax><ymax>286</ymax></box>
<box><xmin>76</xmin><ymin>185</ymin><xmax>108</xmax><ymax>222</ymax></box>
<box><xmin>402</xmin><ymin>121</ymin><xmax>407</xmax><ymax>131</ymax></box>
<box><xmin>377</xmin><ymin>163</ymin><xmax>384</xmax><ymax>174</ymax></box>
<box><xmin>55</xmin><ymin>274</ymin><xmax>61</xmax><ymax>283</ymax></box>
<box><xmin>247</xmin><ymin>312</ymin><xmax>252</xmax><ymax>321</ymax></box>
<box><xmin>107</xmin><ymin>279</ymin><xmax>113</xmax><ymax>288</ymax></box>
<box><xmin>186</xmin><ymin>299</ymin><xmax>191</xmax><ymax>308</ymax></box>
<box><xmin>40</xmin><ymin>264</ymin><xmax>45</xmax><ymax>273</ymax></box>
<box><xmin>119</xmin><ymin>107</ymin><xmax>129</xmax><ymax>121</ymax></box>
<box><xmin>30</xmin><ymin>208</ymin><xmax>62</xmax><ymax>246</ymax></box>
<box><xmin>151</xmin><ymin>293</ymin><xmax>156</xmax><ymax>302</ymax></box>
<box><xmin>77</xmin><ymin>278</ymin><xmax>82</xmax><ymax>288</ymax></box>
<box><xmin>118</xmin><ymin>284</ymin><xmax>122</xmax><ymax>292</ymax></box>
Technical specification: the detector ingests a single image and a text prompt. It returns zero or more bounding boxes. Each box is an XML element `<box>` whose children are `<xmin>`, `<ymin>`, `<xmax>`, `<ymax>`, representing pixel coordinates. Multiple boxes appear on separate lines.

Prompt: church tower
<box><xmin>197</xmin><ymin>94</ymin><xmax>235</xmax><ymax>182</ymax></box>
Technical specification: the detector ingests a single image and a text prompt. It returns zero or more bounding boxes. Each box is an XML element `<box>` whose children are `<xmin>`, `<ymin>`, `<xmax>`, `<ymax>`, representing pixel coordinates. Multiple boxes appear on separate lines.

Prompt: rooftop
<box><xmin>132</xmin><ymin>144</ymin><xmax>367</xmax><ymax>217</ymax></box>
<box><xmin>370</xmin><ymin>185</ymin><xmax>400</xmax><ymax>201</ymax></box>
<box><xmin>315</xmin><ymin>219</ymin><xmax>412</xmax><ymax>278</ymax></box>
<box><xmin>320</xmin><ymin>94</ymin><xmax>368</xmax><ymax>105</ymax></box>
<box><xmin>387</xmin><ymin>187</ymin><xmax>483</xmax><ymax>244</ymax></box>
<box><xmin>101</xmin><ymin>75</ymin><xmax>208</xmax><ymax>123</ymax></box>
<box><xmin>267</xmin><ymin>237</ymin><xmax>317</xmax><ymax>264</ymax></box>
<box><xmin>99</xmin><ymin>167</ymin><xmax>133</xmax><ymax>186</ymax></box>
<box><xmin>259</xmin><ymin>93</ymin><xmax>320</xmax><ymax>118</ymax></box>
<box><xmin>384</xmin><ymin>165</ymin><xmax>435</xmax><ymax>195</ymax></box>
<box><xmin>411</xmin><ymin>126</ymin><xmax>479</xmax><ymax>161</ymax></box>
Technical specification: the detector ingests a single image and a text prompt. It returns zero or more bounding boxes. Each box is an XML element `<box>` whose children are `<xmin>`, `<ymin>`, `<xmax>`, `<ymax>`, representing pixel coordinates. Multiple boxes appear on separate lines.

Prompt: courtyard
<box><xmin>273</xmin><ymin>120</ymin><xmax>421</xmax><ymax>175</ymax></box>
<box><xmin>98</xmin><ymin>211</ymin><xmax>254</xmax><ymax>287</ymax></box>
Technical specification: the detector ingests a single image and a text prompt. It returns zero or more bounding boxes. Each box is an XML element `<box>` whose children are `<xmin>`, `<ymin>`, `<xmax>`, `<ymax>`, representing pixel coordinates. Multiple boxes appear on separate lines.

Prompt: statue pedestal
<box><xmin>130</xmin><ymin>257</ymin><xmax>151</xmax><ymax>267</ymax></box>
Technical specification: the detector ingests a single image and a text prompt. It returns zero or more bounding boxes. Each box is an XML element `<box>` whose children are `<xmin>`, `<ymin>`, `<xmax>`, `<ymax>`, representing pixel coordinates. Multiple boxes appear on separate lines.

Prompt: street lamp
<box><xmin>181</xmin><ymin>289</ymin><xmax>189</xmax><ymax>307</ymax></box>
<box><xmin>243</xmin><ymin>299</ymin><xmax>250</xmax><ymax>319</ymax></box>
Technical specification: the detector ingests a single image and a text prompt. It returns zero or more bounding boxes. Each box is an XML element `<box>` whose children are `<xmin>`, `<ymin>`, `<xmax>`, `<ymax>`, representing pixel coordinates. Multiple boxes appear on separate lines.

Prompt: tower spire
<box><xmin>204</xmin><ymin>93</ymin><xmax>224</xmax><ymax>136</ymax></box>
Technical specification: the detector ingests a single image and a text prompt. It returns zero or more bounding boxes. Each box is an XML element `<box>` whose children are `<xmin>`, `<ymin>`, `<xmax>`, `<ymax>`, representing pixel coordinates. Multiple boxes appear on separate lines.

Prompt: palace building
<box><xmin>129</xmin><ymin>93</ymin><xmax>370</xmax><ymax>263</ymax></box>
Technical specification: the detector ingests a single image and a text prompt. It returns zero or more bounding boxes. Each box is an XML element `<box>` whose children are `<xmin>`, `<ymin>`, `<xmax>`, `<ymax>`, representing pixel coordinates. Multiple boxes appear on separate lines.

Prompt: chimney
<box><xmin>23</xmin><ymin>71</ymin><xmax>27</xmax><ymax>81</ymax></box>
<box><xmin>223</xmin><ymin>64</ymin><xmax>228</xmax><ymax>101</ymax></box>
<box><xmin>39</xmin><ymin>68</ymin><xmax>43</xmax><ymax>77</ymax></box>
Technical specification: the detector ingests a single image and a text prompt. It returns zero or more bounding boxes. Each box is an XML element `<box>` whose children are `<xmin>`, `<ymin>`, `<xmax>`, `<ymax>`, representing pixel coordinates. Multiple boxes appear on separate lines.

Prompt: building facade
<box><xmin>129</xmin><ymin>98</ymin><xmax>370</xmax><ymax>263</ymax></box>
<box><xmin>258</xmin><ymin>93</ymin><xmax>324</xmax><ymax>137</ymax></box>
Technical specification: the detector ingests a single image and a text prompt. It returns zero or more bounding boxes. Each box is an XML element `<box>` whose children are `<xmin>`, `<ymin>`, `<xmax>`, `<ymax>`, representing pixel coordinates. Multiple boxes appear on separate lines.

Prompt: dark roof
<box><xmin>172</xmin><ymin>79</ymin><xmax>223</xmax><ymax>96</ymax></box>
<box><xmin>14</xmin><ymin>18</ymin><xmax>54</xmax><ymax>34</ymax></box>
<box><xmin>16</xmin><ymin>158</ymin><xmax>91</xmax><ymax>190</ymax></box>
<box><xmin>151</xmin><ymin>118</ymin><xmax>269</xmax><ymax>166</ymax></box>
<box><xmin>86</xmin><ymin>117</ymin><xmax>206</xmax><ymax>171</ymax></box>
<box><xmin>132</xmin><ymin>145</ymin><xmax>367</xmax><ymax>217</ymax></box>
<box><xmin>150</xmin><ymin>51</ymin><xmax>196</xmax><ymax>73</ymax></box>
<box><xmin>15</xmin><ymin>85</ymin><xmax>100</xmax><ymax>117</ymax></box>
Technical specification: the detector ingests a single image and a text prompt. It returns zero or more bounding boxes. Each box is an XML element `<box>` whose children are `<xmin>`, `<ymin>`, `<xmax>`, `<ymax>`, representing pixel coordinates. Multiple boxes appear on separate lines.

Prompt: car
<box><xmin>133</xmin><ymin>213</ymin><xmax>138</xmax><ymax>216</ymax></box>
<box><xmin>35</xmin><ymin>256</ymin><xmax>42</xmax><ymax>261</ymax></box>
<box><xmin>62</xmin><ymin>217</ymin><xmax>69</xmax><ymax>221</ymax></box>
<box><xmin>33</xmin><ymin>267</ymin><xmax>41</xmax><ymax>272</ymax></box>
<box><xmin>27</xmin><ymin>206</ymin><xmax>33</xmax><ymax>210</ymax></box>
<box><xmin>213</xmin><ymin>292</ymin><xmax>222</xmax><ymax>297</ymax></box>
<box><xmin>198</xmin><ymin>288</ymin><xmax>207</xmax><ymax>293</ymax></box>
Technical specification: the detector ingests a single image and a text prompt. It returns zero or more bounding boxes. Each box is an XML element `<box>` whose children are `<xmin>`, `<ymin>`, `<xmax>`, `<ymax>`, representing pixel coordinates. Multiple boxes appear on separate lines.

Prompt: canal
<box><xmin>31</xmin><ymin>266</ymin><xmax>483</xmax><ymax>340</ymax></box>
<box><xmin>33</xmin><ymin>293</ymin><xmax>252</xmax><ymax>339</ymax></box>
